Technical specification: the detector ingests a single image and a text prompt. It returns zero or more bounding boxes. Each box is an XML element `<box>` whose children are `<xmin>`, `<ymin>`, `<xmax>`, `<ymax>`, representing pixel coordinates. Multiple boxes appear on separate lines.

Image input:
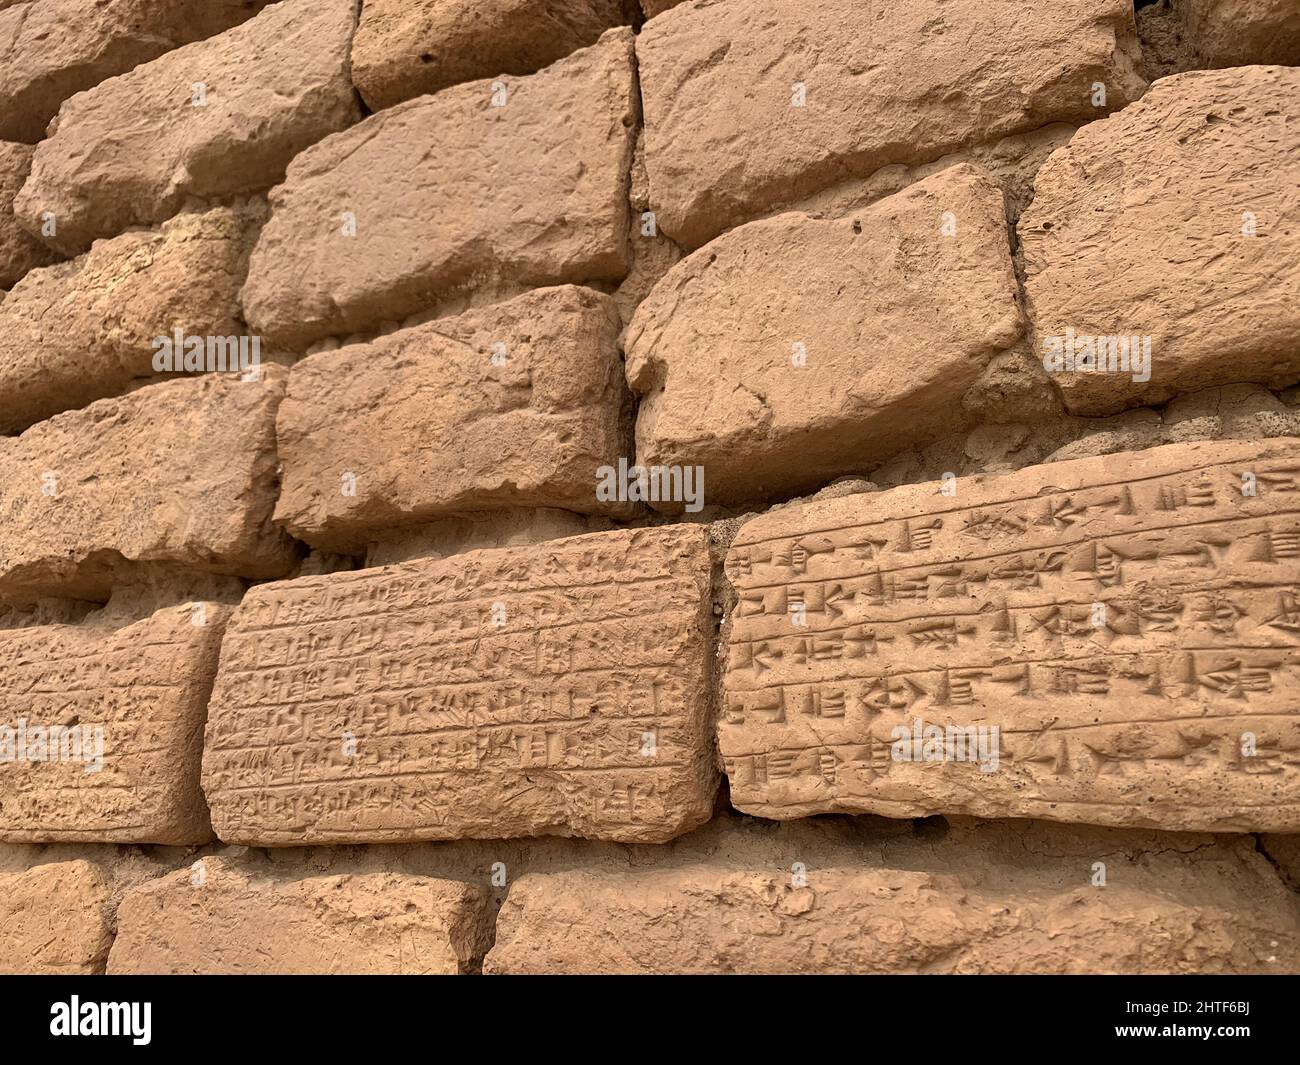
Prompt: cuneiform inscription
<box><xmin>0</xmin><ymin>604</ymin><xmax>228</xmax><ymax>844</ymax></box>
<box><xmin>721</xmin><ymin>439</ymin><xmax>1300</xmax><ymax>831</ymax></box>
<box><xmin>202</xmin><ymin>526</ymin><xmax>716</xmax><ymax>844</ymax></box>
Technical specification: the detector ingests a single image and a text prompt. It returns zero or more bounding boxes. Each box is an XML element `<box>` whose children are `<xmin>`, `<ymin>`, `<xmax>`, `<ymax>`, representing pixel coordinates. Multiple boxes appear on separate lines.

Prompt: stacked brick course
<box><xmin>2</xmin><ymin>0</ymin><xmax>1299</xmax><ymax>975</ymax></box>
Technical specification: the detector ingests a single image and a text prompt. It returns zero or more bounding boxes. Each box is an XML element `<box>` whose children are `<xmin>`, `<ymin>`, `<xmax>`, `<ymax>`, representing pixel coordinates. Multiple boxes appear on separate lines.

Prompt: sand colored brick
<box><xmin>485</xmin><ymin>822</ymin><xmax>1300</xmax><ymax>974</ymax></box>
<box><xmin>1184</xmin><ymin>0</ymin><xmax>1300</xmax><ymax>66</ymax></box>
<box><xmin>0</xmin><ymin>860</ymin><xmax>113</xmax><ymax>973</ymax></box>
<box><xmin>241</xmin><ymin>28</ymin><xmax>636</xmax><ymax>349</ymax></box>
<box><xmin>352</xmin><ymin>0</ymin><xmax>627</xmax><ymax>111</ymax></box>
<box><xmin>108</xmin><ymin>857</ymin><xmax>492</xmax><ymax>974</ymax></box>
<box><xmin>0</xmin><ymin>139</ymin><xmax>58</xmax><ymax>288</ymax></box>
<box><xmin>0</xmin><ymin>204</ymin><xmax>259</xmax><ymax>435</ymax></box>
<box><xmin>636</xmin><ymin>0</ymin><xmax>1146</xmax><ymax>248</ymax></box>
<box><xmin>0</xmin><ymin>0</ymin><xmax>273</xmax><ymax>144</ymax></box>
<box><xmin>1021</xmin><ymin>66</ymin><xmax>1300</xmax><ymax>416</ymax></box>
<box><xmin>202</xmin><ymin>525</ymin><xmax>716</xmax><ymax>844</ymax></box>
<box><xmin>275</xmin><ymin>286</ymin><xmax>631</xmax><ymax>552</ymax></box>
<box><xmin>12</xmin><ymin>0</ymin><xmax>359</xmax><ymax>255</ymax></box>
<box><xmin>0</xmin><ymin>603</ymin><xmax>229</xmax><ymax>843</ymax></box>
<box><xmin>721</xmin><ymin>438</ymin><xmax>1300</xmax><ymax>831</ymax></box>
<box><xmin>626</xmin><ymin>164</ymin><xmax>1022</xmax><ymax>507</ymax></box>
<box><xmin>0</xmin><ymin>372</ymin><xmax>296</xmax><ymax>602</ymax></box>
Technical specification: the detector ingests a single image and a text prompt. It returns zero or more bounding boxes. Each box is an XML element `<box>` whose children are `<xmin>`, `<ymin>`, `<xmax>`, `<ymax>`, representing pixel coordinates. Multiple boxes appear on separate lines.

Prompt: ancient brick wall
<box><xmin>2</xmin><ymin>0</ymin><xmax>1300</xmax><ymax>975</ymax></box>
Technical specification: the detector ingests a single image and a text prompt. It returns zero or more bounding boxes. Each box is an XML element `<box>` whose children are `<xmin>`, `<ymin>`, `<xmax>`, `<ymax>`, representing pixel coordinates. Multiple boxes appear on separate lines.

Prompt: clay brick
<box><xmin>626</xmin><ymin>164</ymin><xmax>1023</xmax><ymax>507</ymax></box>
<box><xmin>352</xmin><ymin>0</ymin><xmax>627</xmax><ymax>111</ymax></box>
<box><xmin>241</xmin><ymin>28</ymin><xmax>636</xmax><ymax>349</ymax></box>
<box><xmin>107</xmin><ymin>857</ymin><xmax>492</xmax><ymax>974</ymax></box>
<box><xmin>0</xmin><ymin>860</ymin><xmax>113</xmax><ymax>973</ymax></box>
<box><xmin>202</xmin><ymin>525</ymin><xmax>716</xmax><ymax>844</ymax></box>
<box><xmin>1021</xmin><ymin>67</ymin><xmax>1300</xmax><ymax>416</ymax></box>
<box><xmin>721</xmin><ymin>438</ymin><xmax>1300</xmax><ymax>832</ymax></box>
<box><xmin>0</xmin><ymin>372</ymin><xmax>296</xmax><ymax>602</ymax></box>
<box><xmin>1184</xmin><ymin>0</ymin><xmax>1300</xmax><ymax>66</ymax></box>
<box><xmin>0</xmin><ymin>0</ymin><xmax>273</xmax><ymax>144</ymax></box>
<box><xmin>485</xmin><ymin>823</ymin><xmax>1300</xmax><ymax>974</ymax></box>
<box><xmin>0</xmin><ymin>140</ymin><xmax>58</xmax><ymax>288</ymax></box>
<box><xmin>0</xmin><ymin>204</ymin><xmax>258</xmax><ymax>435</ymax></box>
<box><xmin>275</xmin><ymin>286</ymin><xmax>630</xmax><ymax>551</ymax></box>
<box><xmin>0</xmin><ymin>603</ymin><xmax>228</xmax><ymax>843</ymax></box>
<box><xmin>12</xmin><ymin>0</ymin><xmax>359</xmax><ymax>256</ymax></box>
<box><xmin>636</xmin><ymin>0</ymin><xmax>1146</xmax><ymax>248</ymax></box>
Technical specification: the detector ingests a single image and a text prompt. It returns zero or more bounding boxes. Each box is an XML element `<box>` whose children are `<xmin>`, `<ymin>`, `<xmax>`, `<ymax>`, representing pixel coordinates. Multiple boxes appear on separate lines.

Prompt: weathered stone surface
<box><xmin>626</xmin><ymin>164</ymin><xmax>1023</xmax><ymax>507</ymax></box>
<box><xmin>0</xmin><ymin>140</ymin><xmax>59</xmax><ymax>288</ymax></box>
<box><xmin>0</xmin><ymin>0</ymin><xmax>274</xmax><ymax>144</ymax></box>
<box><xmin>636</xmin><ymin>0</ymin><xmax>1146</xmax><ymax>248</ymax></box>
<box><xmin>0</xmin><ymin>372</ymin><xmax>297</xmax><ymax>602</ymax></box>
<box><xmin>0</xmin><ymin>603</ymin><xmax>229</xmax><ymax>843</ymax></box>
<box><xmin>0</xmin><ymin>204</ymin><xmax>258</xmax><ymax>434</ymax></box>
<box><xmin>721</xmin><ymin>438</ymin><xmax>1300</xmax><ymax>831</ymax></box>
<box><xmin>0</xmin><ymin>860</ymin><xmax>113</xmax><ymax>973</ymax></box>
<box><xmin>1184</xmin><ymin>0</ymin><xmax>1300</xmax><ymax>66</ymax></box>
<box><xmin>12</xmin><ymin>0</ymin><xmax>359</xmax><ymax>255</ymax></box>
<box><xmin>352</xmin><ymin>0</ymin><xmax>626</xmax><ymax>111</ymax></box>
<box><xmin>485</xmin><ymin>817</ymin><xmax>1300</xmax><ymax>974</ymax></box>
<box><xmin>275</xmin><ymin>286</ymin><xmax>631</xmax><ymax>552</ymax></box>
<box><xmin>108</xmin><ymin>857</ymin><xmax>492</xmax><ymax>974</ymax></box>
<box><xmin>1021</xmin><ymin>67</ymin><xmax>1300</xmax><ymax>417</ymax></box>
<box><xmin>640</xmin><ymin>0</ymin><xmax>684</xmax><ymax>18</ymax></box>
<box><xmin>241</xmin><ymin>28</ymin><xmax>636</xmax><ymax>349</ymax></box>
<box><xmin>202</xmin><ymin>525</ymin><xmax>716</xmax><ymax>844</ymax></box>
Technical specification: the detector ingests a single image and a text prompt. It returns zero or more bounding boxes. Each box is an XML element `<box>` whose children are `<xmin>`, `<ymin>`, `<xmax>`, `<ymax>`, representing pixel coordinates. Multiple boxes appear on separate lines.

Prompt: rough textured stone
<box><xmin>0</xmin><ymin>602</ymin><xmax>229</xmax><ymax>843</ymax></box>
<box><xmin>626</xmin><ymin>164</ymin><xmax>1023</xmax><ymax>507</ymax></box>
<box><xmin>722</xmin><ymin>438</ymin><xmax>1300</xmax><ymax>832</ymax></box>
<box><xmin>202</xmin><ymin>525</ymin><xmax>716</xmax><ymax>844</ymax></box>
<box><xmin>636</xmin><ymin>0</ymin><xmax>1146</xmax><ymax>248</ymax></box>
<box><xmin>0</xmin><ymin>372</ymin><xmax>297</xmax><ymax>602</ymax></box>
<box><xmin>275</xmin><ymin>286</ymin><xmax>631</xmax><ymax>552</ymax></box>
<box><xmin>1184</xmin><ymin>0</ymin><xmax>1300</xmax><ymax>66</ymax></box>
<box><xmin>364</xmin><ymin>509</ymin><xmax>605</xmax><ymax>567</ymax></box>
<box><xmin>0</xmin><ymin>140</ymin><xmax>59</xmax><ymax>288</ymax></box>
<box><xmin>352</xmin><ymin>0</ymin><xmax>627</xmax><ymax>111</ymax></box>
<box><xmin>1020</xmin><ymin>67</ymin><xmax>1300</xmax><ymax>416</ymax></box>
<box><xmin>0</xmin><ymin>0</ymin><xmax>273</xmax><ymax>144</ymax></box>
<box><xmin>12</xmin><ymin>0</ymin><xmax>360</xmax><ymax>255</ymax></box>
<box><xmin>640</xmin><ymin>0</ymin><xmax>684</xmax><ymax>17</ymax></box>
<box><xmin>0</xmin><ymin>860</ymin><xmax>113</xmax><ymax>973</ymax></box>
<box><xmin>108</xmin><ymin>857</ymin><xmax>492</xmax><ymax>974</ymax></box>
<box><xmin>0</xmin><ymin>204</ymin><xmax>259</xmax><ymax>434</ymax></box>
<box><xmin>485</xmin><ymin>818</ymin><xmax>1300</xmax><ymax>974</ymax></box>
<box><xmin>241</xmin><ymin>28</ymin><xmax>636</xmax><ymax>349</ymax></box>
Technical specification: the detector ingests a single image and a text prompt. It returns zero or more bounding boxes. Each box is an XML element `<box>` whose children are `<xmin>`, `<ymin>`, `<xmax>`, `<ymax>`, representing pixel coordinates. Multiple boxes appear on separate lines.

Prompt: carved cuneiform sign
<box><xmin>721</xmin><ymin>439</ymin><xmax>1300</xmax><ymax>831</ymax></box>
<box><xmin>202</xmin><ymin>525</ymin><xmax>717</xmax><ymax>844</ymax></box>
<box><xmin>0</xmin><ymin>603</ymin><xmax>229</xmax><ymax>844</ymax></box>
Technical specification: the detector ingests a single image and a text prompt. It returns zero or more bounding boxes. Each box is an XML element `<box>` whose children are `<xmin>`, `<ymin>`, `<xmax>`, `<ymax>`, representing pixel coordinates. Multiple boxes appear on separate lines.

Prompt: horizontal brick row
<box><xmin>8</xmin><ymin>820</ymin><xmax>1297</xmax><ymax>974</ymax></box>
